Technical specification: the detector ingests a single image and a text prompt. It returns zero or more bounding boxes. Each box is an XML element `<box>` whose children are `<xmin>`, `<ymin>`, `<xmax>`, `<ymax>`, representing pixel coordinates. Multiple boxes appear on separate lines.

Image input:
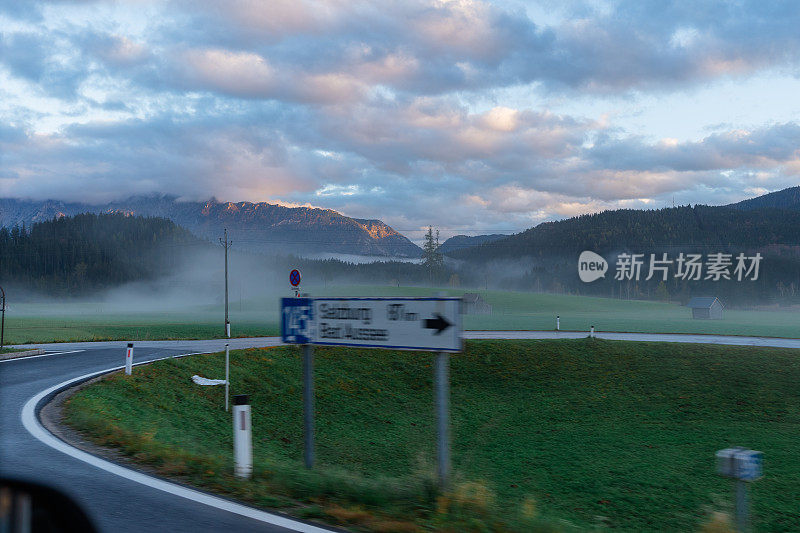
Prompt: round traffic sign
<box><xmin>289</xmin><ymin>269</ymin><xmax>302</xmax><ymax>287</ymax></box>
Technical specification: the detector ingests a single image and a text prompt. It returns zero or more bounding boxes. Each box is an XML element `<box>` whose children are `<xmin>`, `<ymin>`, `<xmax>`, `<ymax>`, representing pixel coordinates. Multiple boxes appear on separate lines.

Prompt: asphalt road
<box><xmin>0</xmin><ymin>341</ymin><xmax>334</xmax><ymax>533</ymax></box>
<box><xmin>3</xmin><ymin>332</ymin><xmax>800</xmax><ymax>532</ymax></box>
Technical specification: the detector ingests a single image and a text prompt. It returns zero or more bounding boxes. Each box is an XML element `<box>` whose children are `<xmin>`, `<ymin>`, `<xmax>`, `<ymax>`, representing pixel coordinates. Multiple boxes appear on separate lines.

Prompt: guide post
<box><xmin>125</xmin><ymin>343</ymin><xmax>134</xmax><ymax>375</ymax></box>
<box><xmin>233</xmin><ymin>395</ymin><xmax>252</xmax><ymax>478</ymax></box>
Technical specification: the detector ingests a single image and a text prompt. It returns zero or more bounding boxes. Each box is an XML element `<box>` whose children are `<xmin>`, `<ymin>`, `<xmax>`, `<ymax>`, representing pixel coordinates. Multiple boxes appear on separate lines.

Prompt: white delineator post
<box><xmin>224</xmin><ymin>344</ymin><xmax>230</xmax><ymax>412</ymax></box>
<box><xmin>556</xmin><ymin>315</ymin><xmax>560</xmax><ymax>331</ymax></box>
<box><xmin>590</xmin><ymin>325</ymin><xmax>595</xmax><ymax>338</ymax></box>
<box><xmin>233</xmin><ymin>394</ymin><xmax>252</xmax><ymax>478</ymax></box>
<box><xmin>125</xmin><ymin>343</ymin><xmax>134</xmax><ymax>375</ymax></box>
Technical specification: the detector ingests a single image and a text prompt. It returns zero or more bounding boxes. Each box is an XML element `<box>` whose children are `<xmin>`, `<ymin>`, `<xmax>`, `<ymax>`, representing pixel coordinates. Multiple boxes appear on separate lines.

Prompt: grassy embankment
<box><xmin>64</xmin><ymin>339</ymin><xmax>800</xmax><ymax>532</ymax></box>
<box><xmin>7</xmin><ymin>287</ymin><xmax>800</xmax><ymax>344</ymax></box>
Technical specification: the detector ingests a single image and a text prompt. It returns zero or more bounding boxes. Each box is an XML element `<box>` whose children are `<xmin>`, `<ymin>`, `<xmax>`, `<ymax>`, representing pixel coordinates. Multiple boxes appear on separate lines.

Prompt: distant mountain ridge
<box><xmin>0</xmin><ymin>196</ymin><xmax>421</xmax><ymax>257</ymax></box>
<box><xmin>438</xmin><ymin>234</ymin><xmax>508</xmax><ymax>255</ymax></box>
<box><xmin>455</xmin><ymin>186</ymin><xmax>800</xmax><ymax>261</ymax></box>
<box><xmin>727</xmin><ymin>186</ymin><xmax>800</xmax><ymax>211</ymax></box>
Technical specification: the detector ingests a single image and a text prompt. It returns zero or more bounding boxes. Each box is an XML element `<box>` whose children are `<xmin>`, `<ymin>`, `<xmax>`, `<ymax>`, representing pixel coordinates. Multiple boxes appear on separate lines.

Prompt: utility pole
<box><xmin>219</xmin><ymin>228</ymin><xmax>232</xmax><ymax>338</ymax></box>
<box><xmin>0</xmin><ymin>286</ymin><xmax>5</xmax><ymax>351</ymax></box>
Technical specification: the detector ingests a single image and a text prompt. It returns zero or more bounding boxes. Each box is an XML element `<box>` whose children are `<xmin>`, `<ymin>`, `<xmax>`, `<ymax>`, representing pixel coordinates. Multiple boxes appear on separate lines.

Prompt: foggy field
<box><xmin>65</xmin><ymin>339</ymin><xmax>800</xmax><ymax>531</ymax></box>
<box><xmin>318</xmin><ymin>286</ymin><xmax>800</xmax><ymax>338</ymax></box>
<box><xmin>4</xmin><ymin>286</ymin><xmax>799</xmax><ymax>344</ymax></box>
<box><xmin>1</xmin><ymin>302</ymin><xmax>279</xmax><ymax>344</ymax></box>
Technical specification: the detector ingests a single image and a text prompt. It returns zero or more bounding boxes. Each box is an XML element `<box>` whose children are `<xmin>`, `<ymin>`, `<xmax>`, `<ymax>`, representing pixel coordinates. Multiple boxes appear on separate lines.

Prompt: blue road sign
<box><xmin>281</xmin><ymin>297</ymin><xmax>462</xmax><ymax>352</ymax></box>
<box><xmin>736</xmin><ymin>450</ymin><xmax>763</xmax><ymax>481</ymax></box>
<box><xmin>716</xmin><ymin>447</ymin><xmax>763</xmax><ymax>481</ymax></box>
<box><xmin>281</xmin><ymin>298</ymin><xmax>312</xmax><ymax>344</ymax></box>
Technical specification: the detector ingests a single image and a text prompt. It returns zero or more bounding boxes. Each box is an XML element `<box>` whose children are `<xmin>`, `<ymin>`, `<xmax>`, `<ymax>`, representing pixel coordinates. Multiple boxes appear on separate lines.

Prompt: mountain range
<box><xmin>453</xmin><ymin>185</ymin><xmax>800</xmax><ymax>262</ymax></box>
<box><xmin>0</xmin><ymin>196</ymin><xmax>421</xmax><ymax>257</ymax></box>
<box><xmin>438</xmin><ymin>234</ymin><xmax>507</xmax><ymax>254</ymax></box>
<box><xmin>2</xmin><ymin>186</ymin><xmax>799</xmax><ymax>261</ymax></box>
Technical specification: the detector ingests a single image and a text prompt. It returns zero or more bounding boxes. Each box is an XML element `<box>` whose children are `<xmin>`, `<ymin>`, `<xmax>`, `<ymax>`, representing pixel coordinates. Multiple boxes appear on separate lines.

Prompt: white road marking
<box><xmin>0</xmin><ymin>350</ymin><xmax>85</xmax><ymax>363</ymax></box>
<box><xmin>20</xmin><ymin>352</ymin><xmax>336</xmax><ymax>533</ymax></box>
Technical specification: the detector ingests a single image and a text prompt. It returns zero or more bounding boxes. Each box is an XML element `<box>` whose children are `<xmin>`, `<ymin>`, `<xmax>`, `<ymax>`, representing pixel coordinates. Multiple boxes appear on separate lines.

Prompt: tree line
<box><xmin>0</xmin><ymin>213</ymin><xmax>200</xmax><ymax>295</ymax></box>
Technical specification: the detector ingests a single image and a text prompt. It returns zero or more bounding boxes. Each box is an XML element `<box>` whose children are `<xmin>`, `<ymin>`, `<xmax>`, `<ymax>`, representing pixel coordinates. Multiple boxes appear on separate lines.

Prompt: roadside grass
<box><xmin>0</xmin><ymin>346</ymin><xmax>26</xmax><ymax>353</ymax></box>
<box><xmin>64</xmin><ymin>340</ymin><xmax>800</xmax><ymax>531</ymax></box>
<box><xmin>1</xmin><ymin>317</ymin><xmax>278</xmax><ymax>344</ymax></box>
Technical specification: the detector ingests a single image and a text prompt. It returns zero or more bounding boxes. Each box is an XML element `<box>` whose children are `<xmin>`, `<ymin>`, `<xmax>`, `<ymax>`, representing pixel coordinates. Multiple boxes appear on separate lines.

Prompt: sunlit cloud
<box><xmin>1</xmin><ymin>0</ymin><xmax>799</xmax><ymax>236</ymax></box>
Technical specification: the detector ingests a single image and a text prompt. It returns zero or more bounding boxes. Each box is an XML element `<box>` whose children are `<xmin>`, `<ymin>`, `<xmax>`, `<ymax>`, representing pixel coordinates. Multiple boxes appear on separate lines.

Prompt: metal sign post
<box><xmin>0</xmin><ymin>286</ymin><xmax>5</xmax><ymax>351</ymax></box>
<box><xmin>224</xmin><ymin>344</ymin><xmax>230</xmax><ymax>412</ymax></box>
<box><xmin>435</xmin><ymin>351</ymin><xmax>450</xmax><ymax>488</ymax></box>
<box><xmin>281</xmin><ymin>296</ymin><xmax>462</xmax><ymax>483</ymax></box>
<box><xmin>303</xmin><ymin>344</ymin><xmax>315</xmax><ymax>469</ymax></box>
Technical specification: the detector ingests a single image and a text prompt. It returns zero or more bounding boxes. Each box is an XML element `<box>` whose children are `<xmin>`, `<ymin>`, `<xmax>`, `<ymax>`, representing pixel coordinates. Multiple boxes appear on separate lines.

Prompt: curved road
<box><xmin>3</xmin><ymin>331</ymin><xmax>799</xmax><ymax>532</ymax></box>
<box><xmin>0</xmin><ymin>339</ymin><xmax>336</xmax><ymax>533</ymax></box>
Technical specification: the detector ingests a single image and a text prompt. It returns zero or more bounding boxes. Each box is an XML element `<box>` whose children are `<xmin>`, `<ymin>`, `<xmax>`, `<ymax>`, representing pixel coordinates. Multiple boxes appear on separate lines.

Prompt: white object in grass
<box><xmin>191</xmin><ymin>375</ymin><xmax>227</xmax><ymax>386</ymax></box>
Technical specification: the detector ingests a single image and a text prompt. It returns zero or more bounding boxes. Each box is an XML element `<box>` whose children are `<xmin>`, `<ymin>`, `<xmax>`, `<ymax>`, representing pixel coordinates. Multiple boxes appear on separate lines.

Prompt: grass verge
<box><xmin>0</xmin><ymin>347</ymin><xmax>27</xmax><ymax>354</ymax></box>
<box><xmin>63</xmin><ymin>340</ymin><xmax>800</xmax><ymax>531</ymax></box>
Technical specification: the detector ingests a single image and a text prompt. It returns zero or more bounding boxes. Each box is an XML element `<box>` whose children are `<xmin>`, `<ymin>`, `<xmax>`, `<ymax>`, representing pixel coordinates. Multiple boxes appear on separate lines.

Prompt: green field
<box><xmin>0</xmin><ymin>301</ymin><xmax>279</xmax><ymax>344</ymax></box>
<box><xmin>321</xmin><ymin>287</ymin><xmax>800</xmax><ymax>338</ymax></box>
<box><xmin>65</xmin><ymin>339</ymin><xmax>800</xmax><ymax>531</ymax></box>
<box><xmin>4</xmin><ymin>286</ymin><xmax>799</xmax><ymax>344</ymax></box>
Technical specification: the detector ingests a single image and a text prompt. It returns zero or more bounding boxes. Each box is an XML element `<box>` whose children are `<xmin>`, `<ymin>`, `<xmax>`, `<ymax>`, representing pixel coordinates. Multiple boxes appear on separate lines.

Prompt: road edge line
<box><xmin>21</xmin><ymin>351</ymin><xmax>338</xmax><ymax>533</ymax></box>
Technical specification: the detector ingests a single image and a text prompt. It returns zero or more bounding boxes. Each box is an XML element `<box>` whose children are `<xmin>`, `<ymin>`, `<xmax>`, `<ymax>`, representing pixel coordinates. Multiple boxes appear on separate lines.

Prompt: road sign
<box><xmin>281</xmin><ymin>297</ymin><xmax>461</xmax><ymax>352</ymax></box>
<box><xmin>716</xmin><ymin>447</ymin><xmax>763</xmax><ymax>532</ymax></box>
<box><xmin>280</xmin><ymin>296</ymin><xmax>462</xmax><ymax>487</ymax></box>
<box><xmin>281</xmin><ymin>297</ymin><xmax>312</xmax><ymax>344</ymax></box>
<box><xmin>289</xmin><ymin>269</ymin><xmax>302</xmax><ymax>287</ymax></box>
<box><xmin>737</xmin><ymin>450</ymin><xmax>763</xmax><ymax>481</ymax></box>
<box><xmin>716</xmin><ymin>447</ymin><xmax>763</xmax><ymax>481</ymax></box>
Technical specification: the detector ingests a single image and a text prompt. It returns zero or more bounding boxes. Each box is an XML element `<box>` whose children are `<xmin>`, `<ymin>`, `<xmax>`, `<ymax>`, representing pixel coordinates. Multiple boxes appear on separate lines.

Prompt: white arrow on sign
<box><xmin>307</xmin><ymin>297</ymin><xmax>462</xmax><ymax>352</ymax></box>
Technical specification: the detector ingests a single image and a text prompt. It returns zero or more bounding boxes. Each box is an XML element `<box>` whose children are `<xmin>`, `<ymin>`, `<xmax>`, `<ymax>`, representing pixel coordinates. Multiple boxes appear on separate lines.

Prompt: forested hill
<box><xmin>727</xmin><ymin>186</ymin><xmax>800</xmax><ymax>211</ymax></box>
<box><xmin>0</xmin><ymin>213</ymin><xmax>201</xmax><ymax>295</ymax></box>
<box><xmin>454</xmin><ymin>205</ymin><xmax>800</xmax><ymax>261</ymax></box>
<box><xmin>439</xmin><ymin>234</ymin><xmax>507</xmax><ymax>255</ymax></box>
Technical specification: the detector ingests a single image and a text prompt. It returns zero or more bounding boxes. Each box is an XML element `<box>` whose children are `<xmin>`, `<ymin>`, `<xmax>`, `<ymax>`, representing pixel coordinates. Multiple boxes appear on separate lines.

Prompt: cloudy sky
<box><xmin>2</xmin><ymin>1</ymin><xmax>800</xmax><ymax>239</ymax></box>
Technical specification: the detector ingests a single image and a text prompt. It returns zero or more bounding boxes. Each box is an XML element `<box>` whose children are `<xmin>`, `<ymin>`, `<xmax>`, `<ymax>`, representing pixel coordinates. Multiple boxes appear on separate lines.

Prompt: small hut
<box><xmin>687</xmin><ymin>297</ymin><xmax>724</xmax><ymax>320</ymax></box>
<box><xmin>462</xmin><ymin>293</ymin><xmax>492</xmax><ymax>315</ymax></box>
